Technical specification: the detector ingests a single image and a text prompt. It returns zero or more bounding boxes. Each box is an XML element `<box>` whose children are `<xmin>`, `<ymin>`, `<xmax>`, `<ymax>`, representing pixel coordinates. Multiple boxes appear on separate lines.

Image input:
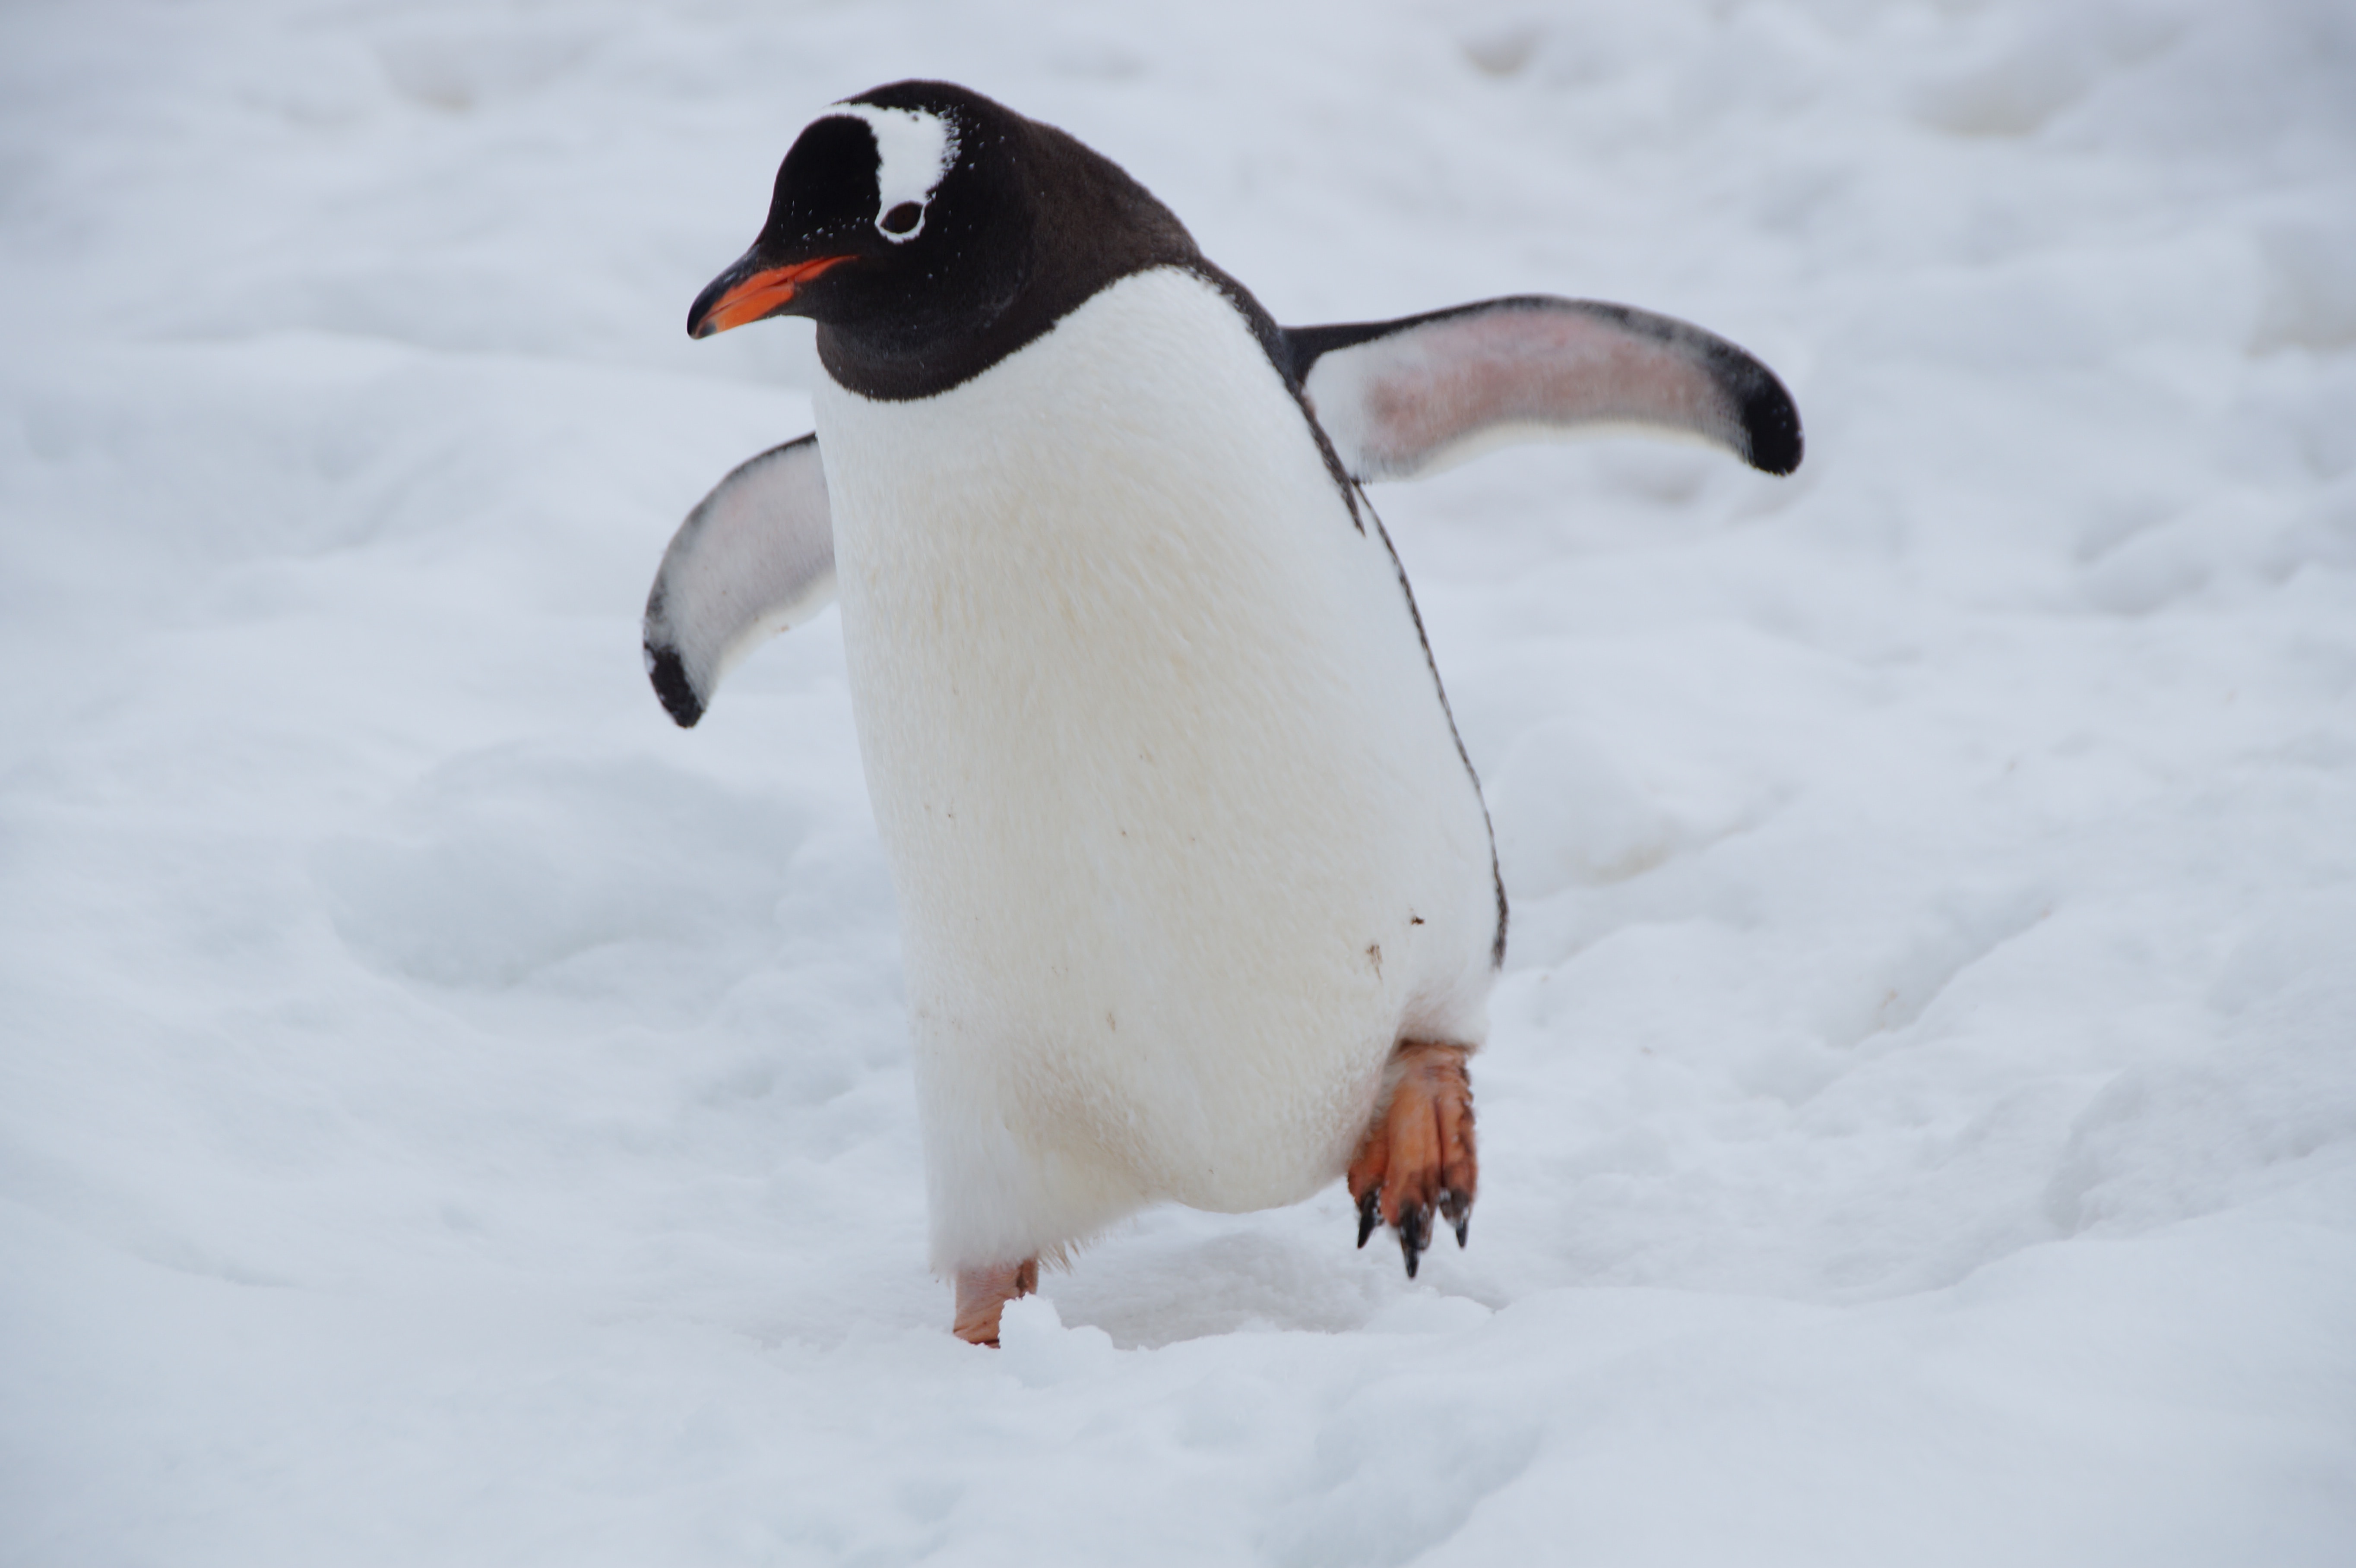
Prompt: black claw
<box><xmin>1439</xmin><ymin>1188</ymin><xmax>1472</xmax><ymax>1249</ymax></box>
<box><xmin>1355</xmin><ymin>1185</ymin><xmax>1381</xmax><ymax>1249</ymax></box>
<box><xmin>1397</xmin><ymin>1204</ymin><xmax>1430</xmax><ymax>1278</ymax></box>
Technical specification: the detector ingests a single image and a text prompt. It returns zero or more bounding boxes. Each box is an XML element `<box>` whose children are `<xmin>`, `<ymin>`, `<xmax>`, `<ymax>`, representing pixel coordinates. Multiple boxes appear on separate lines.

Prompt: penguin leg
<box><xmin>1346</xmin><ymin>1042</ymin><xmax>1477</xmax><ymax>1279</ymax></box>
<box><xmin>952</xmin><ymin>1257</ymin><xmax>1039</xmax><ymax>1347</ymax></box>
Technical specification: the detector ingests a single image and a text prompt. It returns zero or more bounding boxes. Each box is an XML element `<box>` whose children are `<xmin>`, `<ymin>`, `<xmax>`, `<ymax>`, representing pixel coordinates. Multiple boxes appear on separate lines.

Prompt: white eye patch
<box><xmin>826</xmin><ymin>101</ymin><xmax>959</xmax><ymax>243</ymax></box>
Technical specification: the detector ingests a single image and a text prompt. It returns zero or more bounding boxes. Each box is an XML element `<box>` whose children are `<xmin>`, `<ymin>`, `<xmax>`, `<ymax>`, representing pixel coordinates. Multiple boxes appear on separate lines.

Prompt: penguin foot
<box><xmin>953</xmin><ymin>1257</ymin><xmax>1039</xmax><ymax>1346</ymax></box>
<box><xmin>1346</xmin><ymin>1041</ymin><xmax>1477</xmax><ymax>1279</ymax></box>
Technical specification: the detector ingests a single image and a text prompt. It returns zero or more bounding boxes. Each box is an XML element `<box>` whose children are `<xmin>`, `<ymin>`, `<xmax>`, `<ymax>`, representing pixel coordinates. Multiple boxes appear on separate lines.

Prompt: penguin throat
<box><xmin>812</xmin><ymin>266</ymin><xmax>1033</xmax><ymax>401</ymax></box>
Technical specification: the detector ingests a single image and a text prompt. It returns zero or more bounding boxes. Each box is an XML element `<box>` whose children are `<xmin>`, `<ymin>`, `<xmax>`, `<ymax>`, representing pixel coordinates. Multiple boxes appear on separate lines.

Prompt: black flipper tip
<box><xmin>1739</xmin><ymin>373</ymin><xmax>1805</xmax><ymax>477</ymax></box>
<box><xmin>646</xmin><ymin>642</ymin><xmax>704</xmax><ymax>729</ymax></box>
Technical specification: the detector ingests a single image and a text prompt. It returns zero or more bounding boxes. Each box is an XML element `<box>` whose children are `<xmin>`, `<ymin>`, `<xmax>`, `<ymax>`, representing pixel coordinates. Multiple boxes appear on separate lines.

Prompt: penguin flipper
<box><xmin>1285</xmin><ymin>297</ymin><xmax>1802</xmax><ymax>483</ymax></box>
<box><xmin>643</xmin><ymin>433</ymin><xmax>834</xmax><ymax>728</ymax></box>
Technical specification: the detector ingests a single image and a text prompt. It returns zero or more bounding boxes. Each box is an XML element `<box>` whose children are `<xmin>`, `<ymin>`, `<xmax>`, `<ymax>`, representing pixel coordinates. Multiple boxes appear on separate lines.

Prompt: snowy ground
<box><xmin>4</xmin><ymin>0</ymin><xmax>2355</xmax><ymax>1562</ymax></box>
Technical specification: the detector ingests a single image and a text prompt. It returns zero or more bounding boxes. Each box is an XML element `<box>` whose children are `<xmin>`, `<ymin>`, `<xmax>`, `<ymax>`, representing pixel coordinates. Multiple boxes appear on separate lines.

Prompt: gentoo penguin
<box><xmin>643</xmin><ymin>81</ymin><xmax>1801</xmax><ymax>1344</ymax></box>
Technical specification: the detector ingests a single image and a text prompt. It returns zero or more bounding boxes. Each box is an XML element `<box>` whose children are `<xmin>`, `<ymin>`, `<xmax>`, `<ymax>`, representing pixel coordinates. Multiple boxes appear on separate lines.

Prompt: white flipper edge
<box><xmin>643</xmin><ymin>434</ymin><xmax>834</xmax><ymax>727</ymax></box>
<box><xmin>1287</xmin><ymin>297</ymin><xmax>1803</xmax><ymax>484</ymax></box>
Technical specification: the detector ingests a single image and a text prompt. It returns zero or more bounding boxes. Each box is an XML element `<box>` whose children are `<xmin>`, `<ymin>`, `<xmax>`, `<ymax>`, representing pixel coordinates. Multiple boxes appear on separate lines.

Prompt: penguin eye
<box><xmin>880</xmin><ymin>201</ymin><xmax>922</xmax><ymax>235</ymax></box>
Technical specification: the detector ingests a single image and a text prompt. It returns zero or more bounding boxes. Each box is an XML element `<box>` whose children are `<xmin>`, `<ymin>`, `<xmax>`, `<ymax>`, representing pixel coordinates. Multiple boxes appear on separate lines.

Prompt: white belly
<box><xmin>814</xmin><ymin>268</ymin><xmax>1496</xmax><ymax>1271</ymax></box>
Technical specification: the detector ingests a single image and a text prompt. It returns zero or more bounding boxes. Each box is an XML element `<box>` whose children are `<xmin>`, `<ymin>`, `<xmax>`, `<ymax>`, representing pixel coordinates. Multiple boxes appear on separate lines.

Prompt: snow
<box><xmin>3</xmin><ymin>0</ymin><xmax>2353</xmax><ymax>1562</ymax></box>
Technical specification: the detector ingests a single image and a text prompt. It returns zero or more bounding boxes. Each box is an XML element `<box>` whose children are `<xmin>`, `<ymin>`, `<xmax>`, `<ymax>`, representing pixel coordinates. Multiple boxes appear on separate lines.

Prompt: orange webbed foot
<box><xmin>1346</xmin><ymin>1041</ymin><xmax>1476</xmax><ymax>1278</ymax></box>
<box><xmin>953</xmin><ymin>1258</ymin><xmax>1039</xmax><ymax>1346</ymax></box>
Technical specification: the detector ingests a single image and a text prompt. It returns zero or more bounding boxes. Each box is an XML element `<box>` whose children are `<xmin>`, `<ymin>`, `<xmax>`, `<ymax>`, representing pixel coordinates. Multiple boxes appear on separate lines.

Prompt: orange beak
<box><xmin>690</xmin><ymin>254</ymin><xmax>857</xmax><ymax>337</ymax></box>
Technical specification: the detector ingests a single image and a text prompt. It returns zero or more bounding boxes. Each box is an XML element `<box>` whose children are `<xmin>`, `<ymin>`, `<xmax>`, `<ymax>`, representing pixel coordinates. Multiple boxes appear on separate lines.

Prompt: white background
<box><xmin>3</xmin><ymin>1</ymin><xmax>2352</xmax><ymax>1562</ymax></box>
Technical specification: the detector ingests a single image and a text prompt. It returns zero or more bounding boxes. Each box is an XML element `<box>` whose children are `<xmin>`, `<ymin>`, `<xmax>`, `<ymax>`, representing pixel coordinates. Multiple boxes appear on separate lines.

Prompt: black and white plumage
<box><xmin>643</xmin><ymin>81</ymin><xmax>1800</xmax><ymax>1306</ymax></box>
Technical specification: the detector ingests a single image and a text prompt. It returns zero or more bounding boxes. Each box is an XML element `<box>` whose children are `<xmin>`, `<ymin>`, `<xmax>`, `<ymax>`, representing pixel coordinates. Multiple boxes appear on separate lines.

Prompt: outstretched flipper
<box><xmin>643</xmin><ymin>434</ymin><xmax>835</xmax><ymax>728</ymax></box>
<box><xmin>1286</xmin><ymin>297</ymin><xmax>1803</xmax><ymax>483</ymax></box>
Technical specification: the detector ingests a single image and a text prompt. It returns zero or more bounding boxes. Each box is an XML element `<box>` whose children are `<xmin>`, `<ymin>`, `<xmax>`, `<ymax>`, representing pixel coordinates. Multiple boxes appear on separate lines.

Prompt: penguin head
<box><xmin>687</xmin><ymin>82</ymin><xmax>1028</xmax><ymax>352</ymax></box>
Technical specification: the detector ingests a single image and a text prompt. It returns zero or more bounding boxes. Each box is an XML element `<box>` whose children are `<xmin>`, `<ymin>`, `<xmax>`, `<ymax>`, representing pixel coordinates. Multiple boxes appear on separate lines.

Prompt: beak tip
<box><xmin>685</xmin><ymin>253</ymin><xmax>854</xmax><ymax>344</ymax></box>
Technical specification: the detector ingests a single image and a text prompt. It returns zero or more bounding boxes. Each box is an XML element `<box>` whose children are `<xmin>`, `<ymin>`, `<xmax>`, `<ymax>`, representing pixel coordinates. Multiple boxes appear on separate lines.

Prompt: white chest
<box><xmin>812</xmin><ymin>268</ymin><xmax>1495</xmax><ymax>1242</ymax></box>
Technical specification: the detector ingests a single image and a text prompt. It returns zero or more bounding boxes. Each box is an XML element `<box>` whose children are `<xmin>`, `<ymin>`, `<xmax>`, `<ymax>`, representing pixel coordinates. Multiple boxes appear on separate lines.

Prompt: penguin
<box><xmin>643</xmin><ymin>81</ymin><xmax>1802</xmax><ymax>1345</ymax></box>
